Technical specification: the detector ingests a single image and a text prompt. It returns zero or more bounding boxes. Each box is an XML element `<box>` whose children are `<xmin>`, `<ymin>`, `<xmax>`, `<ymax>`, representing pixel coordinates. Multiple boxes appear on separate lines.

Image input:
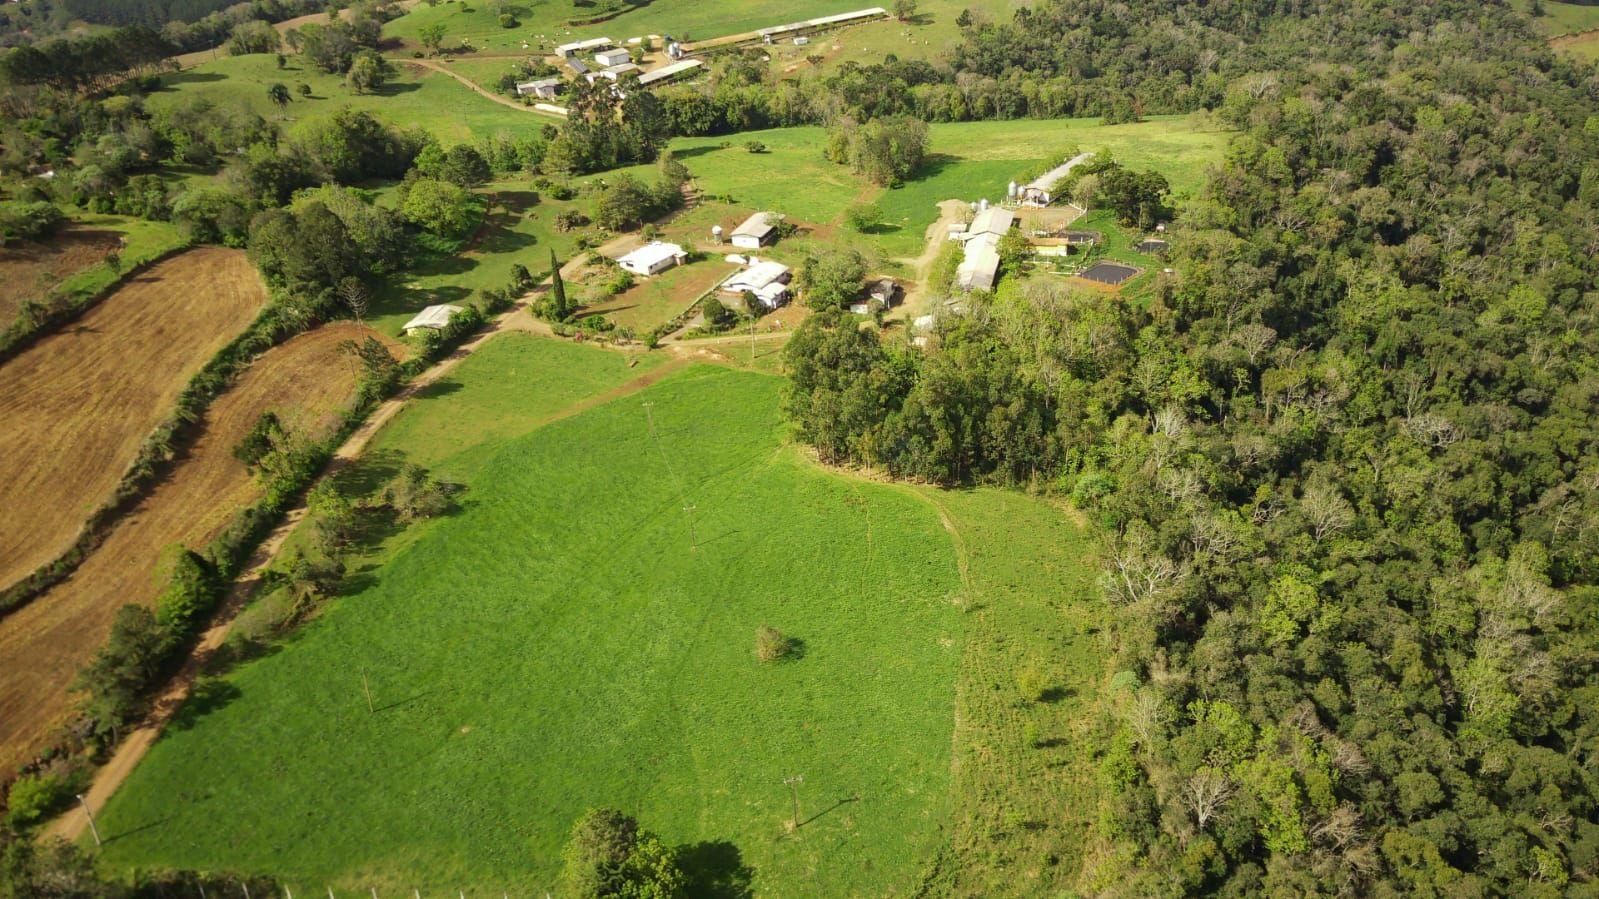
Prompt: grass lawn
<box><xmin>1556</xmin><ymin>29</ymin><xmax>1599</xmax><ymax>59</ymax></box>
<box><xmin>631</xmin><ymin>117</ymin><xmax>1225</xmax><ymax>261</ymax></box>
<box><xmin>151</xmin><ymin>53</ymin><xmax>547</xmax><ymax>143</ymax></box>
<box><xmin>95</xmin><ymin>349</ymin><xmax>967</xmax><ymax>896</ymax></box>
<box><xmin>367</xmin><ymin>180</ymin><xmax>586</xmax><ymax>337</ymax></box>
<box><xmin>581</xmin><ymin>255</ymin><xmax>736</xmax><ymax>333</ymax></box>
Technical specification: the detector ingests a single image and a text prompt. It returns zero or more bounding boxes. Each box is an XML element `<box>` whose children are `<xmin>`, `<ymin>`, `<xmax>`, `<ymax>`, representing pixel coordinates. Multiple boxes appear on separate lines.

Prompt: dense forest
<box><xmin>784</xmin><ymin>0</ymin><xmax>1599</xmax><ymax>893</ymax></box>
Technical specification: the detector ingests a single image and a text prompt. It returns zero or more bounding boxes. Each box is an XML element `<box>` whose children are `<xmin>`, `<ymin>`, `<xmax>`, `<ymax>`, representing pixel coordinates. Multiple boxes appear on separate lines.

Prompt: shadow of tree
<box><xmin>678</xmin><ymin>840</ymin><xmax>755</xmax><ymax>899</ymax></box>
<box><xmin>167</xmin><ymin>677</ymin><xmax>242</xmax><ymax>732</ymax></box>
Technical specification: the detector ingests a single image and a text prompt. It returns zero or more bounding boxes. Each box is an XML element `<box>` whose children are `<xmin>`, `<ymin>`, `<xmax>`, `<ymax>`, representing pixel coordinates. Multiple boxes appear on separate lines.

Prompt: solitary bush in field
<box><xmin>756</xmin><ymin>625</ymin><xmax>790</xmax><ymax>662</ymax></box>
<box><xmin>1014</xmin><ymin>663</ymin><xmax>1048</xmax><ymax>702</ymax></box>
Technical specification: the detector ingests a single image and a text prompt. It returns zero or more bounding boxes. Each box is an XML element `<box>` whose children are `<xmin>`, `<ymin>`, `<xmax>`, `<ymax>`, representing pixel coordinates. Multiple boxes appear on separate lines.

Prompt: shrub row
<box><xmin>0</xmin><ymin>237</ymin><xmax>193</xmax><ymax>365</ymax></box>
<box><xmin>0</xmin><ymin>295</ymin><xmax>315</xmax><ymax>618</ymax></box>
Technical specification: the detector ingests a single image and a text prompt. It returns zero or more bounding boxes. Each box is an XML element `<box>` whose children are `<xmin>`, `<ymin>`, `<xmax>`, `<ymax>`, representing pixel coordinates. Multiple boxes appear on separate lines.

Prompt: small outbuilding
<box><xmin>594</xmin><ymin>47</ymin><xmax>632</xmax><ymax>67</ymax></box>
<box><xmin>617</xmin><ymin>241</ymin><xmax>687</xmax><ymax>276</ymax></box>
<box><xmin>515</xmin><ymin>77</ymin><xmax>562</xmax><ymax>99</ymax></box>
<box><xmin>849</xmin><ymin>278</ymin><xmax>898</xmax><ymax>315</ymax></box>
<box><xmin>721</xmin><ymin>259</ymin><xmax>792</xmax><ymax>309</ymax></box>
<box><xmin>587</xmin><ymin>62</ymin><xmax>641</xmax><ymax>82</ymax></box>
<box><xmin>402</xmin><ymin>304</ymin><xmax>464</xmax><ymax>334</ymax></box>
<box><xmin>556</xmin><ymin>37</ymin><xmax>613</xmax><ymax>58</ymax></box>
<box><xmin>730</xmin><ymin>212</ymin><xmax>778</xmax><ymax>249</ymax></box>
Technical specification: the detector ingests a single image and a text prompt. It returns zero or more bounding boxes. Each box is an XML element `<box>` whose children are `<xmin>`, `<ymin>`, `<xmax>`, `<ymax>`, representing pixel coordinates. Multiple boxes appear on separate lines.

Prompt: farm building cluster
<box><xmin>513</xmin><ymin>7</ymin><xmax>887</xmax><ymax>114</ymax></box>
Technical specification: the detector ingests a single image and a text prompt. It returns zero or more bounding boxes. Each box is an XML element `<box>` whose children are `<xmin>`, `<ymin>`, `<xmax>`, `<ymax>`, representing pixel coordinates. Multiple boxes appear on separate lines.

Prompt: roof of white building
<box><xmin>637</xmin><ymin>58</ymin><xmax>703</xmax><ymax>86</ymax></box>
<box><xmin>617</xmin><ymin>241</ymin><xmax>686</xmax><ymax>270</ymax></box>
<box><xmin>757</xmin><ymin>7</ymin><xmax>887</xmax><ymax>37</ymax></box>
<box><xmin>722</xmin><ymin>260</ymin><xmax>790</xmax><ymax>293</ymax></box>
<box><xmin>556</xmin><ymin>37</ymin><xmax>613</xmax><ymax>55</ymax></box>
<box><xmin>731</xmin><ymin>211</ymin><xmax>777</xmax><ymax>240</ymax></box>
<box><xmin>957</xmin><ymin>236</ymin><xmax>1001</xmax><ymax>291</ymax></box>
<box><xmin>967</xmin><ymin>206</ymin><xmax>1015</xmax><ymax>237</ymax></box>
<box><xmin>402</xmin><ymin>304</ymin><xmax>463</xmax><ymax>331</ymax></box>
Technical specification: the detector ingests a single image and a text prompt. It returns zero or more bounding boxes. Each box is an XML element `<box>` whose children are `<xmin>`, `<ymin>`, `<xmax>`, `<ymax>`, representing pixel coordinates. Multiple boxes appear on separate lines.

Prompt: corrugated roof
<box><xmin>732</xmin><ymin>212</ymin><xmax>776</xmax><ymax>238</ymax></box>
<box><xmin>402</xmin><ymin>304</ymin><xmax>463</xmax><ymax>331</ymax></box>
<box><xmin>637</xmin><ymin>58</ymin><xmax>703</xmax><ymax>86</ymax></box>
<box><xmin>618</xmin><ymin>241</ymin><xmax>686</xmax><ymax>270</ymax></box>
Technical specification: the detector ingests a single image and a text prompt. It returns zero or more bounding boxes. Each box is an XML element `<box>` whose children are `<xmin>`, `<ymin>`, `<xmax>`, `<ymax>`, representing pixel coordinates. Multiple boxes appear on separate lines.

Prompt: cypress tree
<box><xmin>548</xmin><ymin>248</ymin><xmax>569</xmax><ymax>320</ymax></box>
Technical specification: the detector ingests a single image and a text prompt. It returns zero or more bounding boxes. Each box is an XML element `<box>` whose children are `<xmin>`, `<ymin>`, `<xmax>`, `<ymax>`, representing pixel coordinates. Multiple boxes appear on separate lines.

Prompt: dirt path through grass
<box><xmin>395</xmin><ymin>59</ymin><xmax>566</xmax><ymax>119</ymax></box>
<box><xmin>43</xmin><ymin>309</ymin><xmax>675</xmax><ymax>843</ymax></box>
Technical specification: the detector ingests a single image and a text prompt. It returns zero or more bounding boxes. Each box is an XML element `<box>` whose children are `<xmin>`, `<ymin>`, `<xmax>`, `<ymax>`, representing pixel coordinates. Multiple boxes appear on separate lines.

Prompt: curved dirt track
<box><xmin>0</xmin><ymin>248</ymin><xmax>268</xmax><ymax>595</ymax></box>
<box><xmin>0</xmin><ymin>322</ymin><xmax>396</xmax><ymax>776</ymax></box>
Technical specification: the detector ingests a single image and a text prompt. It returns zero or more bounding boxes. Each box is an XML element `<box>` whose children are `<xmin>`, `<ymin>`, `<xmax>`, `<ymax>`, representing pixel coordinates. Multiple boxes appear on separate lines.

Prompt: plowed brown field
<box><xmin>0</xmin><ymin>228</ymin><xmax>122</xmax><ymax>325</ymax></box>
<box><xmin>0</xmin><ymin>322</ymin><xmax>399</xmax><ymax>775</ymax></box>
<box><xmin>0</xmin><ymin>248</ymin><xmax>267</xmax><ymax>594</ymax></box>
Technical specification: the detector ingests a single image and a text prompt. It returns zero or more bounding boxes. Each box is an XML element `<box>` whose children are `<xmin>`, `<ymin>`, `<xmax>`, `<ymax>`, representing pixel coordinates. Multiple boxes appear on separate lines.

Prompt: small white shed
<box><xmin>402</xmin><ymin>304</ymin><xmax>464</xmax><ymax>334</ymax></box>
<box><xmin>617</xmin><ymin>241</ymin><xmax>687</xmax><ymax>276</ymax></box>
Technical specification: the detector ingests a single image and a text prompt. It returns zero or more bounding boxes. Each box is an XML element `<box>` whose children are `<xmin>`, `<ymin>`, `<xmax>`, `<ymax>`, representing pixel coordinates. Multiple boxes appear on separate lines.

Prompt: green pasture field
<box><xmin>758</xmin><ymin>0</ymin><xmax>1026</xmax><ymax>75</ymax></box>
<box><xmin>152</xmin><ymin>53</ymin><xmax>550</xmax><ymax>143</ymax></box>
<box><xmin>1512</xmin><ymin>0</ymin><xmax>1599</xmax><ymax>36</ymax></box>
<box><xmin>634</xmin><ymin>116</ymin><xmax>1225</xmax><ymax>260</ymax></box>
<box><xmin>384</xmin><ymin>0</ymin><xmax>882</xmax><ymax>55</ymax></box>
<box><xmin>94</xmin><ymin>348</ymin><xmax>969</xmax><ymax>895</ymax></box>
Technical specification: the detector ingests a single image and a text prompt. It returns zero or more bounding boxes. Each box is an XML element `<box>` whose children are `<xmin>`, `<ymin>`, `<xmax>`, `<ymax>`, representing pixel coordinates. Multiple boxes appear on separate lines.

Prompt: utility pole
<box><xmin>783</xmin><ymin>775</ymin><xmax>805</xmax><ymax>829</ymax></box>
<box><xmin>362</xmin><ymin>670</ymin><xmax>375</xmax><ymax>714</ymax></box>
<box><xmin>641</xmin><ymin>400</ymin><xmax>656</xmax><ymax>438</ymax></box>
<box><xmin>683</xmin><ymin>504</ymin><xmax>698</xmax><ymax>552</ymax></box>
<box><xmin>749</xmin><ymin>316</ymin><xmax>756</xmax><ymax>362</ymax></box>
<box><xmin>75</xmin><ymin>794</ymin><xmax>101</xmax><ymax>846</ymax></box>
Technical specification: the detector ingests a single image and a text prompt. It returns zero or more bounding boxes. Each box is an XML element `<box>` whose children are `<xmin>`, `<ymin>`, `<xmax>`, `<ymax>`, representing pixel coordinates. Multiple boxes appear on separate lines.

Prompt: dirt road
<box><xmin>398</xmin><ymin>59</ymin><xmax>567</xmax><ymax>118</ymax></box>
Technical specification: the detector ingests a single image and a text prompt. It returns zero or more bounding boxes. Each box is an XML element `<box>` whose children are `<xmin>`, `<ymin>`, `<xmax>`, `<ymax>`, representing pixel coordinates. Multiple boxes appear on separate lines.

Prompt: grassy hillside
<box><xmin>625</xmin><ymin>115</ymin><xmax>1225</xmax><ymax>259</ymax></box>
<box><xmin>95</xmin><ymin>343</ymin><xmax>966</xmax><ymax>895</ymax></box>
<box><xmin>1513</xmin><ymin>0</ymin><xmax>1599</xmax><ymax>35</ymax></box>
<box><xmin>385</xmin><ymin>0</ymin><xmax>881</xmax><ymax>53</ymax></box>
<box><xmin>152</xmin><ymin>53</ymin><xmax>543</xmax><ymax>142</ymax></box>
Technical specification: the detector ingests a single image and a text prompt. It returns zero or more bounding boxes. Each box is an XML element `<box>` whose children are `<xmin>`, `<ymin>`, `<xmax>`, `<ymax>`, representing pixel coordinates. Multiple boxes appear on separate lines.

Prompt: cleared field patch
<box><xmin>0</xmin><ymin>228</ymin><xmax>121</xmax><ymax>324</ymax></box>
<box><xmin>97</xmin><ymin>356</ymin><xmax>963</xmax><ymax>896</ymax></box>
<box><xmin>918</xmin><ymin>488</ymin><xmax>1103</xmax><ymax>894</ymax></box>
<box><xmin>0</xmin><ymin>248</ymin><xmax>266</xmax><ymax>595</ymax></box>
<box><xmin>151</xmin><ymin>55</ymin><xmax>542</xmax><ymax>144</ymax></box>
<box><xmin>628</xmin><ymin>117</ymin><xmax>1226</xmax><ymax>262</ymax></box>
<box><xmin>1513</xmin><ymin>0</ymin><xmax>1599</xmax><ymax>35</ymax></box>
<box><xmin>0</xmin><ymin>322</ymin><xmax>395</xmax><ymax>776</ymax></box>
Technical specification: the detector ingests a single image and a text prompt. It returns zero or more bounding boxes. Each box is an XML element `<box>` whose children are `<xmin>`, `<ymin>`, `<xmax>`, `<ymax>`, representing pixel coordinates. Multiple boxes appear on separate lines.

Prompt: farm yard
<box><xmin>0</xmin><ymin>321</ymin><xmax>394</xmax><ymax>776</ymax></box>
<box><xmin>0</xmin><ymin>248</ymin><xmax>266</xmax><ymax>595</ymax></box>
